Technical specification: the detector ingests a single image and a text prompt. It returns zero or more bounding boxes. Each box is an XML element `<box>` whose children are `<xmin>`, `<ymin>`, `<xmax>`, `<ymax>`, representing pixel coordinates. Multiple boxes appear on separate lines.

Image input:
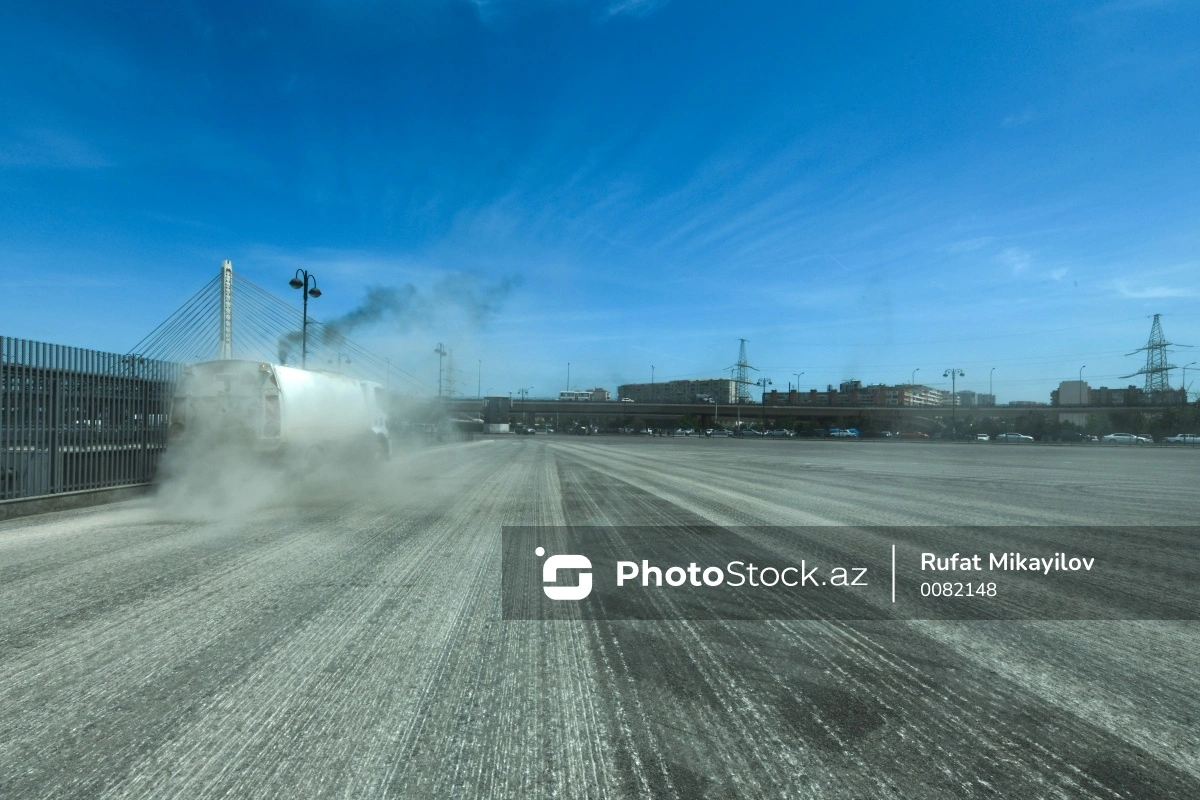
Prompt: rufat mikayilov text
<box><xmin>921</xmin><ymin>552</ymin><xmax>1096</xmax><ymax>575</ymax></box>
<box><xmin>616</xmin><ymin>560</ymin><xmax>869</xmax><ymax>588</ymax></box>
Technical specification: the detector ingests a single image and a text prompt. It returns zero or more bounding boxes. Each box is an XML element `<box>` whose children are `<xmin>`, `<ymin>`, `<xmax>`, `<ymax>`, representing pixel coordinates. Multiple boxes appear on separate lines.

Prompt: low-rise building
<box><xmin>1052</xmin><ymin>380</ymin><xmax>1089</xmax><ymax>406</ymax></box>
<box><xmin>617</xmin><ymin>378</ymin><xmax>737</xmax><ymax>404</ymax></box>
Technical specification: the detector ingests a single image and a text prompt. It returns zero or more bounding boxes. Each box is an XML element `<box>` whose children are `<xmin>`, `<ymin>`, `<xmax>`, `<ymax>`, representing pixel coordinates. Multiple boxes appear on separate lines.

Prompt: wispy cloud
<box><xmin>1002</xmin><ymin>109</ymin><xmax>1036</xmax><ymax>128</ymax></box>
<box><xmin>1115</xmin><ymin>281</ymin><xmax>1198</xmax><ymax>299</ymax></box>
<box><xmin>1087</xmin><ymin>0</ymin><xmax>1175</xmax><ymax>17</ymax></box>
<box><xmin>0</xmin><ymin>128</ymin><xmax>111</xmax><ymax>169</ymax></box>
<box><xmin>236</xmin><ymin>245</ymin><xmax>434</xmax><ymax>284</ymax></box>
<box><xmin>996</xmin><ymin>247</ymin><xmax>1033</xmax><ymax>276</ymax></box>
<box><xmin>941</xmin><ymin>236</ymin><xmax>994</xmax><ymax>254</ymax></box>
<box><xmin>606</xmin><ymin>0</ymin><xmax>669</xmax><ymax>18</ymax></box>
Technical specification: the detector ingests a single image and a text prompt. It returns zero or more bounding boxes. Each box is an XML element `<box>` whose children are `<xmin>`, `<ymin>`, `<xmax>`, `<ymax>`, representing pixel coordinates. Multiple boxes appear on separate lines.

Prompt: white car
<box><xmin>1102</xmin><ymin>433</ymin><xmax>1152</xmax><ymax>444</ymax></box>
<box><xmin>975</xmin><ymin>434</ymin><xmax>990</xmax><ymax>442</ymax></box>
<box><xmin>1164</xmin><ymin>433</ymin><xmax>1199</xmax><ymax>444</ymax></box>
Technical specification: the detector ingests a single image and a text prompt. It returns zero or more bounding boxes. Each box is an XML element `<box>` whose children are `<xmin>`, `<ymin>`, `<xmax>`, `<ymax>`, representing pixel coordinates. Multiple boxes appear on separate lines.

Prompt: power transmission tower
<box><xmin>1122</xmin><ymin>314</ymin><xmax>1191</xmax><ymax>402</ymax></box>
<box><xmin>727</xmin><ymin>338</ymin><xmax>757</xmax><ymax>403</ymax></box>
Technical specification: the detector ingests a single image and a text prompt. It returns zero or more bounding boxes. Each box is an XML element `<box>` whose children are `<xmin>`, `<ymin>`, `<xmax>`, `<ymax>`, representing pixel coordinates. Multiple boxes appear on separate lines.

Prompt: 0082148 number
<box><xmin>920</xmin><ymin>582</ymin><xmax>997</xmax><ymax>597</ymax></box>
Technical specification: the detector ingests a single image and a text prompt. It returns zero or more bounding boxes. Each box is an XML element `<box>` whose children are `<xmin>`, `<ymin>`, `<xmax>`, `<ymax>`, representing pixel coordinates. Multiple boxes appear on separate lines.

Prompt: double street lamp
<box><xmin>757</xmin><ymin>377</ymin><xmax>773</xmax><ymax>432</ymax></box>
<box><xmin>944</xmin><ymin>368</ymin><xmax>964</xmax><ymax>438</ymax></box>
<box><xmin>288</xmin><ymin>270</ymin><xmax>322</xmax><ymax>368</ymax></box>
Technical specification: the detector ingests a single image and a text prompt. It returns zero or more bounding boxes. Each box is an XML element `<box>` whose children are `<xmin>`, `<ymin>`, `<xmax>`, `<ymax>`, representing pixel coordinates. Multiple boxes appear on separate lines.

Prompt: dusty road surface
<box><xmin>2</xmin><ymin>437</ymin><xmax>1199</xmax><ymax>798</ymax></box>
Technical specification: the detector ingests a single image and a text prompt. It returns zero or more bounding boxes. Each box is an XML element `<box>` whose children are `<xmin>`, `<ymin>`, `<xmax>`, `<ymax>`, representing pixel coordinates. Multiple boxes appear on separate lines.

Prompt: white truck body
<box><xmin>169</xmin><ymin>359</ymin><xmax>389</xmax><ymax>461</ymax></box>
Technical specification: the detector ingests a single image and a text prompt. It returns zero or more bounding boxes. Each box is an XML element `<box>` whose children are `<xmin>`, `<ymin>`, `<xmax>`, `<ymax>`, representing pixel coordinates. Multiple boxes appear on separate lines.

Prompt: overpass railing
<box><xmin>1</xmin><ymin>336</ymin><xmax>181</xmax><ymax>502</ymax></box>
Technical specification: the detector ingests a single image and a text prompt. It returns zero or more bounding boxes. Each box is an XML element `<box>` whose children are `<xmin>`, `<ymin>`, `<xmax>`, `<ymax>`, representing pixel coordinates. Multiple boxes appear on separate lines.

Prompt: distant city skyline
<box><xmin>2</xmin><ymin>2</ymin><xmax>1197</xmax><ymax>404</ymax></box>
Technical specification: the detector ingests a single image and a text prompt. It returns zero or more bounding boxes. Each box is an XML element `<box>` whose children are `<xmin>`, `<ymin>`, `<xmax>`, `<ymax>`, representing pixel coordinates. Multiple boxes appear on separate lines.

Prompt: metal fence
<box><xmin>1</xmin><ymin>336</ymin><xmax>181</xmax><ymax>502</ymax></box>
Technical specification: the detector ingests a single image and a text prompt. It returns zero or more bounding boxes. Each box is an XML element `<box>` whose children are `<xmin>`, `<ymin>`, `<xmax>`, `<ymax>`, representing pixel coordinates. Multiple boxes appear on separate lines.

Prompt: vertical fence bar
<box><xmin>83</xmin><ymin>346</ymin><xmax>91</xmax><ymax>491</ymax></box>
<box><xmin>1</xmin><ymin>337</ymin><xmax>9</xmax><ymax>500</ymax></box>
<box><xmin>23</xmin><ymin>337</ymin><xmax>30</xmax><ymax>496</ymax></box>
<box><xmin>70</xmin><ymin>345</ymin><xmax>79</xmax><ymax>492</ymax></box>
<box><xmin>49</xmin><ymin>342</ymin><xmax>58</xmax><ymax>493</ymax></box>
<box><xmin>95</xmin><ymin>347</ymin><xmax>103</xmax><ymax>490</ymax></box>
<box><xmin>1</xmin><ymin>337</ymin><xmax>7</xmax><ymax>500</ymax></box>
<box><xmin>107</xmin><ymin>350</ymin><xmax>115</xmax><ymax>489</ymax></box>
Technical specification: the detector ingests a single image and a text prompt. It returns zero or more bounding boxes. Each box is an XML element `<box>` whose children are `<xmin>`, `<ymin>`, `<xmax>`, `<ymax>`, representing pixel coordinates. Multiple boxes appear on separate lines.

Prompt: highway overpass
<box><xmin>442</xmin><ymin>397</ymin><xmax>1170</xmax><ymax>428</ymax></box>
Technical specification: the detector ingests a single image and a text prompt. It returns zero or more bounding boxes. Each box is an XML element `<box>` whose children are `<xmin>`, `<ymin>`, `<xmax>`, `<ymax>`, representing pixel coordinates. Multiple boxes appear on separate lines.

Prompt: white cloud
<box><xmin>606</xmin><ymin>0</ymin><xmax>668</xmax><ymax>18</ymax></box>
<box><xmin>941</xmin><ymin>236</ymin><xmax>994</xmax><ymax>254</ymax></box>
<box><xmin>996</xmin><ymin>247</ymin><xmax>1033</xmax><ymax>276</ymax></box>
<box><xmin>1002</xmin><ymin>109</ymin><xmax>1036</xmax><ymax>128</ymax></box>
<box><xmin>1115</xmin><ymin>281</ymin><xmax>1198</xmax><ymax>299</ymax></box>
<box><xmin>0</xmin><ymin>128</ymin><xmax>111</xmax><ymax>169</ymax></box>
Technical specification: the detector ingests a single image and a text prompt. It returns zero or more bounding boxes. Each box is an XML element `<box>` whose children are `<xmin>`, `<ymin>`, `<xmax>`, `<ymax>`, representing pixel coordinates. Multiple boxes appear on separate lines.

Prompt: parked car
<box><xmin>1165</xmin><ymin>433</ymin><xmax>1200</xmax><ymax>444</ymax></box>
<box><xmin>975</xmin><ymin>434</ymin><xmax>990</xmax><ymax>441</ymax></box>
<box><xmin>1043</xmin><ymin>431</ymin><xmax>1092</xmax><ymax>443</ymax></box>
<box><xmin>899</xmin><ymin>431</ymin><xmax>930</xmax><ymax>439</ymax></box>
<box><xmin>994</xmin><ymin>432</ymin><xmax>1034</xmax><ymax>442</ymax></box>
<box><xmin>1102</xmin><ymin>433</ymin><xmax>1152</xmax><ymax>444</ymax></box>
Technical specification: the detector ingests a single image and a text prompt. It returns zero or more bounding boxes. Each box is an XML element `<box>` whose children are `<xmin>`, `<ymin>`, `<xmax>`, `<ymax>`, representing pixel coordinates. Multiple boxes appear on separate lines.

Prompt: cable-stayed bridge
<box><xmin>126</xmin><ymin>261</ymin><xmax>431</xmax><ymax>395</ymax></box>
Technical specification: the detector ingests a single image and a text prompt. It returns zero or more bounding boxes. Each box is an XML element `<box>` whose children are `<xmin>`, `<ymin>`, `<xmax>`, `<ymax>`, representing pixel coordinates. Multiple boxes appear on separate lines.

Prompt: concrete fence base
<box><xmin>0</xmin><ymin>484</ymin><xmax>154</xmax><ymax>522</ymax></box>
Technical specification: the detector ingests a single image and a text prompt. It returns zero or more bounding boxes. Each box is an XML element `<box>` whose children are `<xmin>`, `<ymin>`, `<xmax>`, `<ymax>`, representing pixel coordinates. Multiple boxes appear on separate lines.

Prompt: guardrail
<box><xmin>1</xmin><ymin>336</ymin><xmax>180</xmax><ymax>502</ymax></box>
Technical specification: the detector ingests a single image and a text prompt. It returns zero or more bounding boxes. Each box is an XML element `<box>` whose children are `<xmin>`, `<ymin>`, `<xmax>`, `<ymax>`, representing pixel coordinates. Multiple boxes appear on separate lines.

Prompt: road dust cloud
<box><xmin>154</xmin><ymin>434</ymin><xmax>418</xmax><ymax>523</ymax></box>
<box><xmin>150</xmin><ymin>391</ymin><xmax>398</xmax><ymax>524</ymax></box>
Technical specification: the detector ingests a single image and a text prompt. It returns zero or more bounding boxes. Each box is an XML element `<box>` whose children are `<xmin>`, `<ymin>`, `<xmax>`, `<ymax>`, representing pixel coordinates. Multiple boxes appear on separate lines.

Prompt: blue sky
<box><xmin>2</xmin><ymin>0</ymin><xmax>1198</xmax><ymax>401</ymax></box>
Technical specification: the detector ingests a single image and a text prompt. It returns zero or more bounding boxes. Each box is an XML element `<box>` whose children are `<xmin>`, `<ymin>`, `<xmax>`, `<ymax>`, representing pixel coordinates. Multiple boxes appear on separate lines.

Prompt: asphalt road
<box><xmin>2</xmin><ymin>437</ymin><xmax>1198</xmax><ymax>799</ymax></box>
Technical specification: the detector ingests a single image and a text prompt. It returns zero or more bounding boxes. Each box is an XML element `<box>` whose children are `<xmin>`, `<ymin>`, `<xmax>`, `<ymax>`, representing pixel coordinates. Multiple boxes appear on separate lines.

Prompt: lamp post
<box><xmin>567</xmin><ymin>363</ymin><xmax>570</xmax><ymax>393</ymax></box>
<box><xmin>434</xmin><ymin>343</ymin><xmax>447</xmax><ymax>397</ymax></box>
<box><xmin>518</xmin><ymin>388</ymin><xmax>531</xmax><ymax>422</ymax></box>
<box><xmin>1184</xmin><ymin>362</ymin><xmax>1197</xmax><ymax>403</ymax></box>
<box><xmin>288</xmin><ymin>270</ymin><xmax>322</xmax><ymax>368</ymax></box>
<box><xmin>909</xmin><ymin>368</ymin><xmax>920</xmax><ymax>407</ymax></box>
<box><xmin>944</xmin><ymin>368</ymin><xmax>964</xmax><ymax>438</ymax></box>
<box><xmin>1079</xmin><ymin>365</ymin><xmax>1086</xmax><ymax>405</ymax></box>
<box><xmin>793</xmin><ymin>372</ymin><xmax>804</xmax><ymax>404</ymax></box>
<box><xmin>757</xmin><ymin>378</ymin><xmax>772</xmax><ymax>432</ymax></box>
<box><xmin>478</xmin><ymin>360</ymin><xmax>482</xmax><ymax>399</ymax></box>
<box><xmin>990</xmin><ymin>367</ymin><xmax>995</xmax><ymax>405</ymax></box>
